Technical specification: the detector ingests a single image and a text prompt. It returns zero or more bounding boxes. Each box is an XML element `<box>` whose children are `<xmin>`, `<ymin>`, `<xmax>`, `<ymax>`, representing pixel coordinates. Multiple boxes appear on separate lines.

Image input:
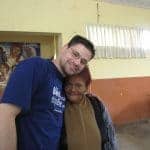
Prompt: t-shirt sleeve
<box><xmin>1</xmin><ymin>58</ymin><xmax>37</xmax><ymax>113</ymax></box>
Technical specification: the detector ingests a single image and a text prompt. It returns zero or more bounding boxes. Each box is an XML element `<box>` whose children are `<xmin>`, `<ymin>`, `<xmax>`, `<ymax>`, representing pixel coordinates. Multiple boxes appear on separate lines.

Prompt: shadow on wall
<box><xmin>91</xmin><ymin>77</ymin><xmax>150</xmax><ymax>125</ymax></box>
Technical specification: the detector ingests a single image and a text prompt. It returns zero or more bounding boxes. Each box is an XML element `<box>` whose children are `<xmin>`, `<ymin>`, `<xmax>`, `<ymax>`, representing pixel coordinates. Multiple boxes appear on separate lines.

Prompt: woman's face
<box><xmin>65</xmin><ymin>75</ymin><xmax>87</xmax><ymax>103</ymax></box>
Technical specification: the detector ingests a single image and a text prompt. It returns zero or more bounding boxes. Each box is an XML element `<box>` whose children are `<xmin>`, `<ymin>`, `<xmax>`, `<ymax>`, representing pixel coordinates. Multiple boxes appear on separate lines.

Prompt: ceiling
<box><xmin>103</xmin><ymin>0</ymin><xmax>150</xmax><ymax>9</ymax></box>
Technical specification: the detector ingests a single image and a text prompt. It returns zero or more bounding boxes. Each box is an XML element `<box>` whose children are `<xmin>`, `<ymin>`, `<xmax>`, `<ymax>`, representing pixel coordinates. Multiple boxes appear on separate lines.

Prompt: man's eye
<box><xmin>81</xmin><ymin>59</ymin><xmax>87</xmax><ymax>65</ymax></box>
<box><xmin>72</xmin><ymin>51</ymin><xmax>80</xmax><ymax>58</ymax></box>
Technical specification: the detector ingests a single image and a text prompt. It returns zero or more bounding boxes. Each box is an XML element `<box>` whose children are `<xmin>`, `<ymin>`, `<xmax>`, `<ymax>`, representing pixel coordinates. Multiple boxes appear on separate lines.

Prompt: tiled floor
<box><xmin>116</xmin><ymin>119</ymin><xmax>150</xmax><ymax>150</ymax></box>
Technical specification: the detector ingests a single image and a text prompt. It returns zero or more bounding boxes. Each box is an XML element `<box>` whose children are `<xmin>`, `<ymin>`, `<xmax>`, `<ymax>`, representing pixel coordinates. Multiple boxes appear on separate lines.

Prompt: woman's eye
<box><xmin>65</xmin><ymin>84</ymin><xmax>71</xmax><ymax>88</ymax></box>
<box><xmin>75</xmin><ymin>84</ymin><xmax>83</xmax><ymax>89</ymax></box>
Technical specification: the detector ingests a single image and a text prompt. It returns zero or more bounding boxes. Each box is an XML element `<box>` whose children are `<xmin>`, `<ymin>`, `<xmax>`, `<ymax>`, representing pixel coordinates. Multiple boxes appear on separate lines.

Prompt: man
<box><xmin>0</xmin><ymin>35</ymin><xmax>95</xmax><ymax>150</ymax></box>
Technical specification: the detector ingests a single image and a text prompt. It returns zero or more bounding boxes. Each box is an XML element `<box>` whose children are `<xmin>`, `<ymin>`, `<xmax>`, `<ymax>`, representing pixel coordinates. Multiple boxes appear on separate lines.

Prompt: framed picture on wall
<box><xmin>0</xmin><ymin>42</ymin><xmax>40</xmax><ymax>88</ymax></box>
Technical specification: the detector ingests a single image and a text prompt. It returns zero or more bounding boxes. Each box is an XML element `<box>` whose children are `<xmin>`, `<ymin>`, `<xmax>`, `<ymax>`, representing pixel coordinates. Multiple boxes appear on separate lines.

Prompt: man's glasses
<box><xmin>70</xmin><ymin>48</ymin><xmax>88</xmax><ymax>65</ymax></box>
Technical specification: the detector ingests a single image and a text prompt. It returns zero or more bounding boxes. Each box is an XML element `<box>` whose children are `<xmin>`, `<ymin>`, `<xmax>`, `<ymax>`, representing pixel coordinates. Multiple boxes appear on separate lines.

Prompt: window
<box><xmin>86</xmin><ymin>24</ymin><xmax>150</xmax><ymax>58</ymax></box>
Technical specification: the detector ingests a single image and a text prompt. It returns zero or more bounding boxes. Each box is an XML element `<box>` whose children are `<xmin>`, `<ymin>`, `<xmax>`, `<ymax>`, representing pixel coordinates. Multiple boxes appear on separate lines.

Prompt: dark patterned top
<box><xmin>59</xmin><ymin>94</ymin><xmax>118</xmax><ymax>150</ymax></box>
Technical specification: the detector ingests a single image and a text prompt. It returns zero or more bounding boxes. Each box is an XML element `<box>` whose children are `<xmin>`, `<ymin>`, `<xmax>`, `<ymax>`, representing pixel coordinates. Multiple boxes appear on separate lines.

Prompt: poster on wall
<box><xmin>0</xmin><ymin>42</ymin><xmax>40</xmax><ymax>88</ymax></box>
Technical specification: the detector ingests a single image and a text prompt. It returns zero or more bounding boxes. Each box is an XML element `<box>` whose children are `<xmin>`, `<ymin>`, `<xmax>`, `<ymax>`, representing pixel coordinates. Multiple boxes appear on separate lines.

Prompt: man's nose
<box><xmin>74</xmin><ymin>58</ymin><xmax>81</xmax><ymax>66</ymax></box>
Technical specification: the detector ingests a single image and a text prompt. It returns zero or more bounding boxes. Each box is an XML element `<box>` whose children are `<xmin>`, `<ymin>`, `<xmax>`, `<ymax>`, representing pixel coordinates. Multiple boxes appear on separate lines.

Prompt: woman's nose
<box><xmin>71</xmin><ymin>85</ymin><xmax>77</xmax><ymax>91</ymax></box>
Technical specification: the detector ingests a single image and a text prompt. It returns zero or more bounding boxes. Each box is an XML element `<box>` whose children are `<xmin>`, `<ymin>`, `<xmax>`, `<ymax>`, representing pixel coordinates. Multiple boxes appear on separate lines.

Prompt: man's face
<box><xmin>59</xmin><ymin>44</ymin><xmax>92</xmax><ymax>76</ymax></box>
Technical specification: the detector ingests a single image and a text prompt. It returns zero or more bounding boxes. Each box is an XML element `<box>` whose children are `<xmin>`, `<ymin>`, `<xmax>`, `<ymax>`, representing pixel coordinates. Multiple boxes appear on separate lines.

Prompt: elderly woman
<box><xmin>59</xmin><ymin>66</ymin><xmax>118</xmax><ymax>150</ymax></box>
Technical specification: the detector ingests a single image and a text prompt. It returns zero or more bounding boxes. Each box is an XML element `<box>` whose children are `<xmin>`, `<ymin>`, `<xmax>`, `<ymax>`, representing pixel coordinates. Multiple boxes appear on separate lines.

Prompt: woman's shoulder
<box><xmin>86</xmin><ymin>93</ymin><xmax>103</xmax><ymax>103</ymax></box>
<box><xmin>86</xmin><ymin>93</ymin><xmax>106</xmax><ymax>110</ymax></box>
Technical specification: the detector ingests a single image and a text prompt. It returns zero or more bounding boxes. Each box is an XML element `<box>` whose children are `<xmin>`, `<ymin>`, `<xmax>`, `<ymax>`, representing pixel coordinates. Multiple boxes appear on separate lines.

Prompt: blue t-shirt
<box><xmin>1</xmin><ymin>57</ymin><xmax>66</xmax><ymax>150</ymax></box>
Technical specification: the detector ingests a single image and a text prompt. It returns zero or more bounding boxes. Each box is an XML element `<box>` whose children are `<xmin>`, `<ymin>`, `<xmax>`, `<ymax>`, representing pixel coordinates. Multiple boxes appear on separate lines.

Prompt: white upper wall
<box><xmin>0</xmin><ymin>0</ymin><xmax>150</xmax><ymax>79</ymax></box>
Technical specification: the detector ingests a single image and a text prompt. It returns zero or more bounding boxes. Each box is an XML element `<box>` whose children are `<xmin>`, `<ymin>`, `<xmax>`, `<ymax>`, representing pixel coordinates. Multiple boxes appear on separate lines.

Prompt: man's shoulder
<box><xmin>23</xmin><ymin>56</ymin><xmax>47</xmax><ymax>63</ymax></box>
<box><xmin>19</xmin><ymin>57</ymin><xmax>51</xmax><ymax>68</ymax></box>
<box><xmin>11</xmin><ymin>57</ymin><xmax>52</xmax><ymax>77</ymax></box>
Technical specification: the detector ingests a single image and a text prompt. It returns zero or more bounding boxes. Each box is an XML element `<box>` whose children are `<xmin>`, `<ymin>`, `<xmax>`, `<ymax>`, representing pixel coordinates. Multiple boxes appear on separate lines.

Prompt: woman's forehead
<box><xmin>67</xmin><ymin>75</ymin><xmax>85</xmax><ymax>83</ymax></box>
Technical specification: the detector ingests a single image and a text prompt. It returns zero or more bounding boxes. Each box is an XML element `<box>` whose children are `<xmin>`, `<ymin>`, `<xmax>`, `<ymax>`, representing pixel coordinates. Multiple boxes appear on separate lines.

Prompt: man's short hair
<box><xmin>68</xmin><ymin>35</ymin><xmax>95</xmax><ymax>59</ymax></box>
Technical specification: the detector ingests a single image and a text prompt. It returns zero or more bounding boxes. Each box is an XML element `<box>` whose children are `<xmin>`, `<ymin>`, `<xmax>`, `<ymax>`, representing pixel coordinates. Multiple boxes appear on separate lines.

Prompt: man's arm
<box><xmin>0</xmin><ymin>103</ymin><xmax>21</xmax><ymax>150</ymax></box>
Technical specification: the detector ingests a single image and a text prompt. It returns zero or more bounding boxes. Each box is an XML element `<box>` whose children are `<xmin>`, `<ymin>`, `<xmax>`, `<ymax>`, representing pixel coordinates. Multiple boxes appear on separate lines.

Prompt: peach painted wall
<box><xmin>91</xmin><ymin>77</ymin><xmax>150</xmax><ymax>125</ymax></box>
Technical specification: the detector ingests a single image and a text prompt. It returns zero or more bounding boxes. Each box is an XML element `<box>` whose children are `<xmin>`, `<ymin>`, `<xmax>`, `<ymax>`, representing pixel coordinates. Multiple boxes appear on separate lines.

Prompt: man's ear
<box><xmin>63</xmin><ymin>44</ymin><xmax>68</xmax><ymax>49</ymax></box>
<box><xmin>60</xmin><ymin>44</ymin><xmax>68</xmax><ymax>54</ymax></box>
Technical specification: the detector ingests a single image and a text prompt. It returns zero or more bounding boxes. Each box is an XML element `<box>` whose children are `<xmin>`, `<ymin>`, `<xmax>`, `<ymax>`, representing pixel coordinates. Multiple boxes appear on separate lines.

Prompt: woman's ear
<box><xmin>86</xmin><ymin>86</ymin><xmax>90</xmax><ymax>93</ymax></box>
<box><xmin>83</xmin><ymin>88</ymin><xmax>88</xmax><ymax>94</ymax></box>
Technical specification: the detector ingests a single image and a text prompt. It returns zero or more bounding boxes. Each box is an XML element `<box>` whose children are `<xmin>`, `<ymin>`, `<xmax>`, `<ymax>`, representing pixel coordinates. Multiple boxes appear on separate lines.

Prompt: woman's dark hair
<box><xmin>68</xmin><ymin>35</ymin><xmax>95</xmax><ymax>59</ymax></box>
<box><xmin>0</xmin><ymin>47</ymin><xmax>4</xmax><ymax>54</ymax></box>
<box><xmin>65</xmin><ymin>66</ymin><xmax>92</xmax><ymax>87</ymax></box>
